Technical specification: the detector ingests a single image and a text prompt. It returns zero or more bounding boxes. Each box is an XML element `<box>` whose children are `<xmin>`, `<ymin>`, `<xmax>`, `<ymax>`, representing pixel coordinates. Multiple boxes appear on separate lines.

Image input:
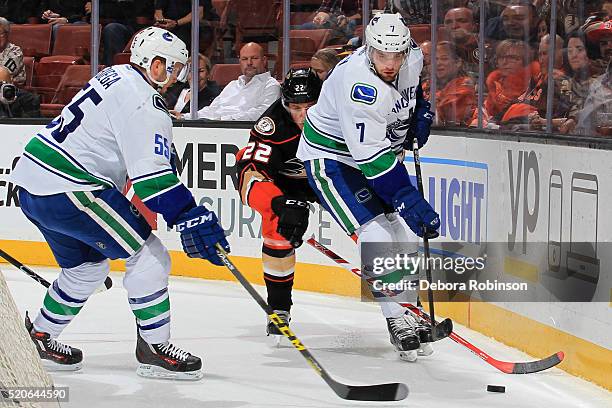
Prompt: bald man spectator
<box><xmin>0</xmin><ymin>66</ymin><xmax>40</xmax><ymax>118</ymax></box>
<box><xmin>486</xmin><ymin>1</ymin><xmax>539</xmax><ymax>48</ymax></box>
<box><xmin>180</xmin><ymin>43</ymin><xmax>280</xmax><ymax>121</ymax></box>
<box><xmin>444</xmin><ymin>7</ymin><xmax>494</xmax><ymax>77</ymax></box>
<box><xmin>0</xmin><ymin>18</ymin><xmax>25</xmax><ymax>87</ymax></box>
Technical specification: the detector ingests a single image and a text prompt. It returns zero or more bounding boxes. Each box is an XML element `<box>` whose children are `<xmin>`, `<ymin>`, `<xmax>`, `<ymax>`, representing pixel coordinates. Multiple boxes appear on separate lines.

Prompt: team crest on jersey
<box><xmin>351</xmin><ymin>83</ymin><xmax>377</xmax><ymax>105</ymax></box>
<box><xmin>152</xmin><ymin>94</ymin><xmax>169</xmax><ymax>115</ymax></box>
<box><xmin>254</xmin><ymin>117</ymin><xmax>275</xmax><ymax>135</ymax></box>
<box><xmin>278</xmin><ymin>158</ymin><xmax>306</xmax><ymax>178</ymax></box>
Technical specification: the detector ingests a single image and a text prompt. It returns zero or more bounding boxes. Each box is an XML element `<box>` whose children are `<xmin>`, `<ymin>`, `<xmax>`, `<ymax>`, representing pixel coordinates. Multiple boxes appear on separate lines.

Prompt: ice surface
<box><xmin>4</xmin><ymin>267</ymin><xmax>611</xmax><ymax>408</ymax></box>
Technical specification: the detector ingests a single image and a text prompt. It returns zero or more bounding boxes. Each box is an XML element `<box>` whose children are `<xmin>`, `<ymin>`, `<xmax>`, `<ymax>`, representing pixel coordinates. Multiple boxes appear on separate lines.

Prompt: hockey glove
<box><xmin>393</xmin><ymin>186</ymin><xmax>440</xmax><ymax>239</ymax></box>
<box><xmin>175</xmin><ymin>206</ymin><xmax>230</xmax><ymax>266</ymax></box>
<box><xmin>406</xmin><ymin>102</ymin><xmax>435</xmax><ymax>149</ymax></box>
<box><xmin>271</xmin><ymin>196</ymin><xmax>311</xmax><ymax>248</ymax></box>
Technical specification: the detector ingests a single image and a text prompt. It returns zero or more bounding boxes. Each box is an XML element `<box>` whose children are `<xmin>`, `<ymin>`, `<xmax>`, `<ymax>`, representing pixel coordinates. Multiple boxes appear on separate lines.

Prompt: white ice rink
<box><xmin>4</xmin><ymin>266</ymin><xmax>611</xmax><ymax>408</ymax></box>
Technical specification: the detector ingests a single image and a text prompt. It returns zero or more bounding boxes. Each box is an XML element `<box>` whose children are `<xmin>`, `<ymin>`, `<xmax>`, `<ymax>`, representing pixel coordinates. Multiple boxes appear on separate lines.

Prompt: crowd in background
<box><xmin>0</xmin><ymin>0</ymin><xmax>610</xmax><ymax>137</ymax></box>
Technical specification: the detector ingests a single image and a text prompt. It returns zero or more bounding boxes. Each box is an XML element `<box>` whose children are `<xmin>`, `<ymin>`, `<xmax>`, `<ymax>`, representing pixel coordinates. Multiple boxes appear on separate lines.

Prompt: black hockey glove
<box><xmin>271</xmin><ymin>196</ymin><xmax>311</xmax><ymax>248</ymax></box>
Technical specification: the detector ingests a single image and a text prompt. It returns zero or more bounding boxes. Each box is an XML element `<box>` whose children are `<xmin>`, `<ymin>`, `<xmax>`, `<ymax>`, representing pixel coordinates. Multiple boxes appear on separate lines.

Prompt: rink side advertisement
<box><xmin>0</xmin><ymin>124</ymin><xmax>610</xmax><ymax>389</ymax></box>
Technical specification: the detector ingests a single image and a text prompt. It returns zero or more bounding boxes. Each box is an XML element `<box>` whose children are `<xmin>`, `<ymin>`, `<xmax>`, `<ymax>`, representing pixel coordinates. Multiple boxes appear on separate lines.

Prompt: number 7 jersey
<box><xmin>296</xmin><ymin>44</ymin><xmax>423</xmax><ymax>178</ymax></box>
<box><xmin>11</xmin><ymin>64</ymin><xmax>176</xmax><ymax>197</ymax></box>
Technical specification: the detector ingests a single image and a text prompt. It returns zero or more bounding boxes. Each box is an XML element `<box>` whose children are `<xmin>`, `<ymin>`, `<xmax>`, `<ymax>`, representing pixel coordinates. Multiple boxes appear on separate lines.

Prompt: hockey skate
<box><xmin>266</xmin><ymin>310</ymin><xmax>291</xmax><ymax>347</ymax></box>
<box><xmin>135</xmin><ymin>332</ymin><xmax>203</xmax><ymax>381</ymax></box>
<box><xmin>387</xmin><ymin>313</ymin><xmax>421</xmax><ymax>362</ymax></box>
<box><xmin>25</xmin><ymin>312</ymin><xmax>83</xmax><ymax>371</ymax></box>
<box><xmin>416</xmin><ymin>321</ymin><xmax>434</xmax><ymax>357</ymax></box>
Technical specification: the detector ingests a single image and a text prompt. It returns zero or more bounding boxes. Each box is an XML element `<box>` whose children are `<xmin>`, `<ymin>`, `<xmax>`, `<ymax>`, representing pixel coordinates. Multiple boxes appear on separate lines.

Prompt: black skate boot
<box><xmin>387</xmin><ymin>313</ymin><xmax>421</xmax><ymax>362</ymax></box>
<box><xmin>135</xmin><ymin>332</ymin><xmax>203</xmax><ymax>380</ymax></box>
<box><xmin>25</xmin><ymin>312</ymin><xmax>83</xmax><ymax>371</ymax></box>
<box><xmin>266</xmin><ymin>310</ymin><xmax>291</xmax><ymax>347</ymax></box>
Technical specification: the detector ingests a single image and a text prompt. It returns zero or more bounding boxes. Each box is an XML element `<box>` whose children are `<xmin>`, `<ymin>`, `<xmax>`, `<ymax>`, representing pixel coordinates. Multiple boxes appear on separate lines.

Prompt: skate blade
<box><xmin>418</xmin><ymin>343</ymin><xmax>434</xmax><ymax>356</ymax></box>
<box><xmin>267</xmin><ymin>334</ymin><xmax>291</xmax><ymax>348</ymax></box>
<box><xmin>397</xmin><ymin>350</ymin><xmax>418</xmax><ymax>362</ymax></box>
<box><xmin>136</xmin><ymin>364</ymin><xmax>203</xmax><ymax>381</ymax></box>
<box><xmin>42</xmin><ymin>359</ymin><xmax>82</xmax><ymax>372</ymax></box>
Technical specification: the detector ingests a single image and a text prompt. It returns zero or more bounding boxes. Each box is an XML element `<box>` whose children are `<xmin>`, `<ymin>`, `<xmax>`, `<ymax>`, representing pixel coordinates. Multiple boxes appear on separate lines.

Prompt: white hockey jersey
<box><xmin>296</xmin><ymin>44</ymin><xmax>424</xmax><ymax>181</ymax></box>
<box><xmin>11</xmin><ymin>64</ymin><xmax>177</xmax><ymax>194</ymax></box>
<box><xmin>10</xmin><ymin>64</ymin><xmax>193</xmax><ymax>224</ymax></box>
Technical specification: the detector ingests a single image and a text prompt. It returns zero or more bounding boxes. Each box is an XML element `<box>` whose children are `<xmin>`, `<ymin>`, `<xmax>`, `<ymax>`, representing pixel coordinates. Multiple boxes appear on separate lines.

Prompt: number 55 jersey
<box><xmin>10</xmin><ymin>64</ymin><xmax>178</xmax><ymax>201</ymax></box>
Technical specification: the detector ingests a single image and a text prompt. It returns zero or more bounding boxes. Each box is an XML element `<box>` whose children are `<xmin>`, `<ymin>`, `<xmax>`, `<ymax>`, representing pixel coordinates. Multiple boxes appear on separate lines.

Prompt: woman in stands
<box><xmin>559</xmin><ymin>30</ymin><xmax>603</xmax><ymax>134</ymax></box>
<box><xmin>424</xmin><ymin>41</ymin><xmax>477</xmax><ymax>127</ymax></box>
<box><xmin>484</xmin><ymin>39</ymin><xmax>536</xmax><ymax>122</ymax></box>
<box><xmin>164</xmin><ymin>53</ymin><xmax>221</xmax><ymax>115</ymax></box>
<box><xmin>309</xmin><ymin>48</ymin><xmax>340</xmax><ymax>81</ymax></box>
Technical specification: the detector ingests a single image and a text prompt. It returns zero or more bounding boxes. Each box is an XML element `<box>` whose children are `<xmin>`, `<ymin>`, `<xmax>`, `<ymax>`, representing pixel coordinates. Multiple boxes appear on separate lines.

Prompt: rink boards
<box><xmin>0</xmin><ymin>123</ymin><xmax>610</xmax><ymax>390</ymax></box>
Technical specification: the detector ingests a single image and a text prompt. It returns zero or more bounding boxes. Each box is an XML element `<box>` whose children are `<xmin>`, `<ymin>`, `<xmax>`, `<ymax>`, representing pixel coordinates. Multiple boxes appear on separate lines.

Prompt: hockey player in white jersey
<box><xmin>297</xmin><ymin>13</ymin><xmax>440</xmax><ymax>362</ymax></box>
<box><xmin>9</xmin><ymin>27</ymin><xmax>230</xmax><ymax>380</ymax></box>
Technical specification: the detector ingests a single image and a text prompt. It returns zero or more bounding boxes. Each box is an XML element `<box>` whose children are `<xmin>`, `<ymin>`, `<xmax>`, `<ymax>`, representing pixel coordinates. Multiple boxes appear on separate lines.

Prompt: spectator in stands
<box><xmin>0</xmin><ymin>18</ymin><xmax>25</xmax><ymax>87</ymax></box>
<box><xmin>85</xmin><ymin>0</ymin><xmax>136</xmax><ymax>67</ymax></box>
<box><xmin>425</xmin><ymin>41</ymin><xmax>477</xmax><ymax>126</ymax></box>
<box><xmin>444</xmin><ymin>7</ymin><xmax>494</xmax><ymax>77</ymax></box>
<box><xmin>302</xmin><ymin>0</ymin><xmax>373</xmax><ymax>43</ymax></box>
<box><xmin>0</xmin><ymin>0</ymin><xmax>38</xmax><ymax>24</ymax></box>
<box><xmin>560</xmin><ymin>31</ymin><xmax>602</xmax><ymax>134</ymax></box>
<box><xmin>485</xmin><ymin>39</ymin><xmax>535</xmax><ymax>122</ymax></box>
<box><xmin>0</xmin><ymin>66</ymin><xmax>40</xmax><ymax>118</ymax></box>
<box><xmin>178</xmin><ymin>43</ymin><xmax>280</xmax><ymax>121</ymax></box>
<box><xmin>389</xmin><ymin>0</ymin><xmax>431</xmax><ymax>25</ymax></box>
<box><xmin>503</xmin><ymin>34</ymin><xmax>573</xmax><ymax>130</ymax></box>
<box><xmin>164</xmin><ymin>53</ymin><xmax>220</xmax><ymax>115</ymax></box>
<box><xmin>576</xmin><ymin>59</ymin><xmax>612</xmax><ymax>135</ymax></box>
<box><xmin>39</xmin><ymin>0</ymin><xmax>87</xmax><ymax>27</ymax></box>
<box><xmin>585</xmin><ymin>19</ymin><xmax>612</xmax><ymax>71</ymax></box>
<box><xmin>486</xmin><ymin>1</ymin><xmax>539</xmax><ymax>48</ymax></box>
<box><xmin>154</xmin><ymin>0</ymin><xmax>218</xmax><ymax>50</ymax></box>
<box><xmin>310</xmin><ymin>48</ymin><xmax>340</xmax><ymax>81</ymax></box>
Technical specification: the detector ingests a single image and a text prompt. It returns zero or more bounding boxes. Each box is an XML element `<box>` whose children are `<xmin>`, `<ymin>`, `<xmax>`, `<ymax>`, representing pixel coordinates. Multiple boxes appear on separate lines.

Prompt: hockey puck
<box><xmin>487</xmin><ymin>385</ymin><xmax>506</xmax><ymax>393</ymax></box>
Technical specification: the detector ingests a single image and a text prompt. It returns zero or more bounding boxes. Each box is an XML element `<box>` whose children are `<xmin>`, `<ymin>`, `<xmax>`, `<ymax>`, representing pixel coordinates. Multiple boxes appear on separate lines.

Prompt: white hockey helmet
<box><xmin>365</xmin><ymin>12</ymin><xmax>411</xmax><ymax>53</ymax></box>
<box><xmin>130</xmin><ymin>26</ymin><xmax>189</xmax><ymax>86</ymax></box>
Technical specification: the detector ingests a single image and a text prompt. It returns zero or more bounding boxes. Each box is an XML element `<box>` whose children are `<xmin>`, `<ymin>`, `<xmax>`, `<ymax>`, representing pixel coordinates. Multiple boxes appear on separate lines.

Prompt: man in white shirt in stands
<box><xmin>178</xmin><ymin>42</ymin><xmax>280</xmax><ymax>121</ymax></box>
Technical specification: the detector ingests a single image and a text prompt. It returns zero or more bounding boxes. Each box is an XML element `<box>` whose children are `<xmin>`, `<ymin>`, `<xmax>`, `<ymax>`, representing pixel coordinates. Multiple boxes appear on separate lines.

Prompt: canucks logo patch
<box><xmin>152</xmin><ymin>94</ymin><xmax>169</xmax><ymax>115</ymax></box>
<box><xmin>351</xmin><ymin>83</ymin><xmax>377</xmax><ymax>105</ymax></box>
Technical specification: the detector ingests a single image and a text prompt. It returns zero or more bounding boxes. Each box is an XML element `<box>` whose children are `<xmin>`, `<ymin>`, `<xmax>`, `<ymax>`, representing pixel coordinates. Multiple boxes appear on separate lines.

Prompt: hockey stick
<box><xmin>306</xmin><ymin>237</ymin><xmax>565</xmax><ymax>374</ymax></box>
<box><xmin>214</xmin><ymin>244</ymin><xmax>408</xmax><ymax>401</ymax></box>
<box><xmin>411</xmin><ymin>138</ymin><xmax>446</xmax><ymax>340</ymax></box>
<box><xmin>0</xmin><ymin>247</ymin><xmax>113</xmax><ymax>293</ymax></box>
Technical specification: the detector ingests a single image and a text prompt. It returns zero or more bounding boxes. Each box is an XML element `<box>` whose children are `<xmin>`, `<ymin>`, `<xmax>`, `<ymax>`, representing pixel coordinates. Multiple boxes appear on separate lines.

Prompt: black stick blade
<box><xmin>432</xmin><ymin>318</ymin><xmax>453</xmax><ymax>341</ymax></box>
<box><xmin>328</xmin><ymin>378</ymin><xmax>409</xmax><ymax>401</ymax></box>
<box><xmin>103</xmin><ymin>276</ymin><xmax>113</xmax><ymax>290</ymax></box>
<box><xmin>511</xmin><ymin>351</ymin><xmax>565</xmax><ymax>374</ymax></box>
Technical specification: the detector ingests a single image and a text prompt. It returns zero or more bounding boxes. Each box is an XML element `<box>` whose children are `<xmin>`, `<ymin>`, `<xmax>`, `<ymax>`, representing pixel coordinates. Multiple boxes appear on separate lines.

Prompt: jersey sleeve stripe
<box><xmin>37</xmin><ymin>134</ymin><xmax>117</xmax><ymax>188</ymax></box>
<box><xmin>132</xmin><ymin>173</ymin><xmax>181</xmax><ymax>201</ymax></box>
<box><xmin>22</xmin><ymin>153</ymin><xmax>100</xmax><ymax>186</ymax></box>
<box><xmin>358</xmin><ymin>151</ymin><xmax>397</xmax><ymax>179</ymax></box>
<box><xmin>354</xmin><ymin>146</ymin><xmax>392</xmax><ymax>164</ymax></box>
<box><xmin>305</xmin><ymin>115</ymin><xmax>346</xmax><ymax>142</ymax></box>
<box><xmin>303</xmin><ymin>119</ymin><xmax>351</xmax><ymax>154</ymax></box>
<box><xmin>24</xmin><ymin>137</ymin><xmax>114</xmax><ymax>188</ymax></box>
<box><xmin>131</xmin><ymin>168</ymin><xmax>174</xmax><ymax>183</ymax></box>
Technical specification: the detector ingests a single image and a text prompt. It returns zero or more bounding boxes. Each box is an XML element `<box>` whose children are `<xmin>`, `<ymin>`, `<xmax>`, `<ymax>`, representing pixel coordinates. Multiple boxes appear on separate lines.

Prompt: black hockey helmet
<box><xmin>281</xmin><ymin>67</ymin><xmax>322</xmax><ymax>105</ymax></box>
